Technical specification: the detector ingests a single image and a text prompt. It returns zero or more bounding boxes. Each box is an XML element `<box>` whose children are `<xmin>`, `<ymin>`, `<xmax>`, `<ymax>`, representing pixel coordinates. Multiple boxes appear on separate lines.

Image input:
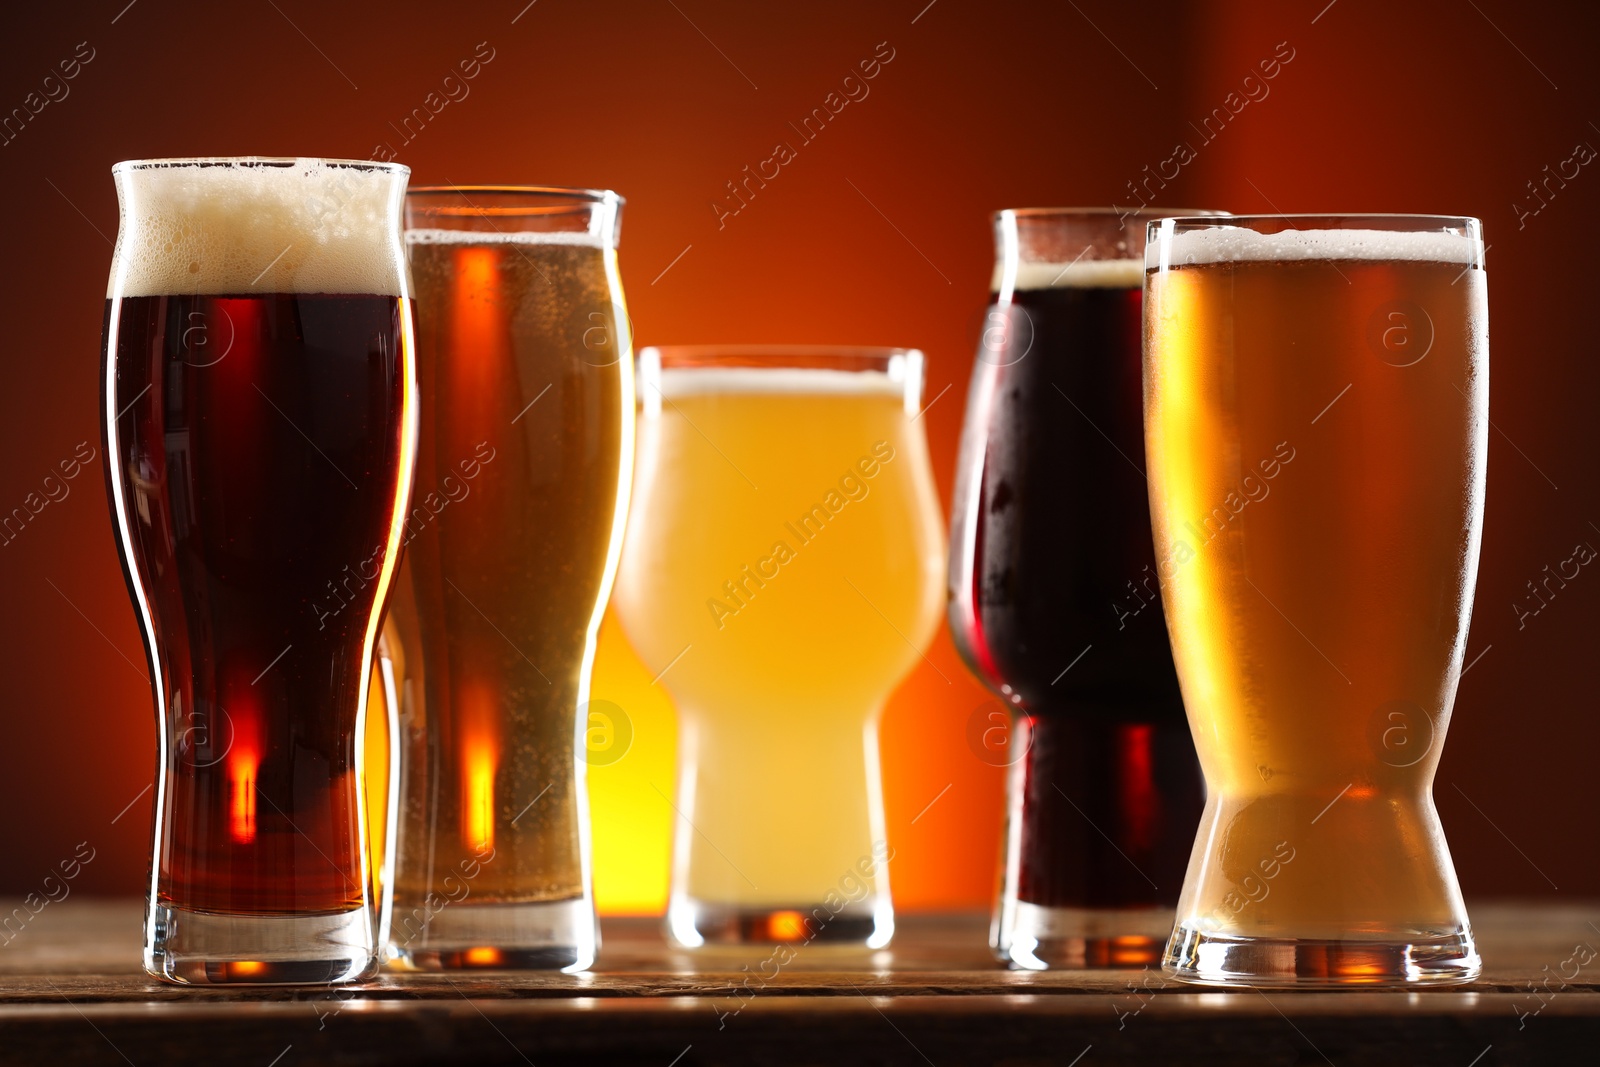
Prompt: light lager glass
<box><xmin>614</xmin><ymin>347</ymin><xmax>944</xmax><ymax>947</ymax></box>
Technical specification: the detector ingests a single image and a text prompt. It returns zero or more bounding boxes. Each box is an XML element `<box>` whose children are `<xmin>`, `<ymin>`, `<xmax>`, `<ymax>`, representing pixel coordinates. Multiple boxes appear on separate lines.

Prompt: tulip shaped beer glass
<box><xmin>615</xmin><ymin>347</ymin><xmax>944</xmax><ymax>947</ymax></box>
<box><xmin>949</xmin><ymin>208</ymin><xmax>1213</xmax><ymax>969</ymax></box>
<box><xmin>1143</xmin><ymin>215</ymin><xmax>1487</xmax><ymax>985</ymax></box>
<box><xmin>103</xmin><ymin>158</ymin><xmax>417</xmax><ymax>984</ymax></box>
<box><xmin>384</xmin><ymin>187</ymin><xmax>633</xmax><ymax>971</ymax></box>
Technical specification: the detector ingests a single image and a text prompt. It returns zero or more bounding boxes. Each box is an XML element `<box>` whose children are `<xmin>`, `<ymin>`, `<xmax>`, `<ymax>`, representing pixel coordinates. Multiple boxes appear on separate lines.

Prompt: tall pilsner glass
<box><xmin>1144</xmin><ymin>215</ymin><xmax>1487</xmax><ymax>985</ymax></box>
<box><xmin>614</xmin><ymin>347</ymin><xmax>944</xmax><ymax>947</ymax></box>
<box><xmin>384</xmin><ymin>187</ymin><xmax>633</xmax><ymax>971</ymax></box>
<box><xmin>102</xmin><ymin>157</ymin><xmax>416</xmax><ymax>984</ymax></box>
<box><xmin>948</xmin><ymin>208</ymin><xmax>1213</xmax><ymax>969</ymax></box>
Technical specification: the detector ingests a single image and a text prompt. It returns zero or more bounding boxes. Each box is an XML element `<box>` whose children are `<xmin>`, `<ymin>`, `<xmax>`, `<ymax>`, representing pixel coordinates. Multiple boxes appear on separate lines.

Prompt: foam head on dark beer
<box><xmin>994</xmin><ymin>259</ymin><xmax>1144</xmax><ymax>292</ymax></box>
<box><xmin>109</xmin><ymin>158</ymin><xmax>408</xmax><ymax>297</ymax></box>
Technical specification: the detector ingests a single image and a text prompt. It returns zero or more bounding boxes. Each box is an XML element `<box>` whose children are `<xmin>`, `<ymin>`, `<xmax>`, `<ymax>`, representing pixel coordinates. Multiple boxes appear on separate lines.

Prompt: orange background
<box><xmin>1</xmin><ymin>0</ymin><xmax>1596</xmax><ymax>913</ymax></box>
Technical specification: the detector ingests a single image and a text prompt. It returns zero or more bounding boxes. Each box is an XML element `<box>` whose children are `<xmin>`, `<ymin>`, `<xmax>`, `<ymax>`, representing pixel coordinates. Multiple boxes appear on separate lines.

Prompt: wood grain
<box><xmin>0</xmin><ymin>900</ymin><xmax>1593</xmax><ymax>1064</ymax></box>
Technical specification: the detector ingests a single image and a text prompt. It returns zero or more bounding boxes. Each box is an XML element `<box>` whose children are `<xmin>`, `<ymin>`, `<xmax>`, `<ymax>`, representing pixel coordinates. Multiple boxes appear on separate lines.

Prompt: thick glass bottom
<box><xmin>147</xmin><ymin>904</ymin><xmax>376</xmax><ymax>986</ymax></box>
<box><xmin>387</xmin><ymin>898</ymin><xmax>595</xmax><ymax>973</ymax></box>
<box><xmin>1164</xmin><ymin>924</ymin><xmax>1481</xmax><ymax>987</ymax></box>
<box><xmin>996</xmin><ymin>900</ymin><xmax>1173</xmax><ymax>970</ymax></box>
<box><xmin>668</xmin><ymin>897</ymin><xmax>892</xmax><ymax>949</ymax></box>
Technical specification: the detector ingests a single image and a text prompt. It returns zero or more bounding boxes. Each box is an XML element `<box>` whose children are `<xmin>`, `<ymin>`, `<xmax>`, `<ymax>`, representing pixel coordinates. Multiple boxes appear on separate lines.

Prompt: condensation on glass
<box><xmin>1143</xmin><ymin>214</ymin><xmax>1487</xmax><ymax>986</ymax></box>
<box><xmin>381</xmin><ymin>186</ymin><xmax>633</xmax><ymax>972</ymax></box>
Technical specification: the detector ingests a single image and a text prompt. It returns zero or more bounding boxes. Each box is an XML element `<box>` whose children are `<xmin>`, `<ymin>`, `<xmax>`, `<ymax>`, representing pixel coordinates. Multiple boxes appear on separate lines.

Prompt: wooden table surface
<box><xmin>1</xmin><ymin>900</ymin><xmax>1594</xmax><ymax>1065</ymax></box>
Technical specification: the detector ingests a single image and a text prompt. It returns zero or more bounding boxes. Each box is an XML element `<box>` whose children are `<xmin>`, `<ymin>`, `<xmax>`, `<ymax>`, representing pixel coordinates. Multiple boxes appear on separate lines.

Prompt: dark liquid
<box><xmin>104</xmin><ymin>292</ymin><xmax>409</xmax><ymax>914</ymax></box>
<box><xmin>950</xmin><ymin>284</ymin><xmax>1203</xmax><ymax>910</ymax></box>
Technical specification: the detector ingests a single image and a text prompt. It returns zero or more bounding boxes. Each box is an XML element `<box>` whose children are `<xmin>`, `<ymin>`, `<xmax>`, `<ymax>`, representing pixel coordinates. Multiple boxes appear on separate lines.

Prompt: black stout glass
<box><xmin>947</xmin><ymin>207</ymin><xmax>1213</xmax><ymax>968</ymax></box>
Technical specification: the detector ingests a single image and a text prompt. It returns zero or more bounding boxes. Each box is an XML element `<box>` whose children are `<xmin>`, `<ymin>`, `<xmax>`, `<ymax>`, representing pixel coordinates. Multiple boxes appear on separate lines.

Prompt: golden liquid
<box><xmin>363</xmin><ymin>621</ymin><xmax>399</xmax><ymax>924</ymax></box>
<box><xmin>387</xmin><ymin>235</ymin><xmax>632</xmax><ymax>915</ymax></box>
<box><xmin>614</xmin><ymin>370</ymin><xmax>944</xmax><ymax>908</ymax></box>
<box><xmin>1144</xmin><ymin>256</ymin><xmax>1487</xmax><ymax>939</ymax></box>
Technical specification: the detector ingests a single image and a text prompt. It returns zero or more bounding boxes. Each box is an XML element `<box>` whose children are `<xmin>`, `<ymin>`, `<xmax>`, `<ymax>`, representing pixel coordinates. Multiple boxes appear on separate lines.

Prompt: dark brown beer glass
<box><xmin>102</xmin><ymin>157</ymin><xmax>416</xmax><ymax>985</ymax></box>
<box><xmin>948</xmin><ymin>208</ymin><xmax>1215</xmax><ymax>969</ymax></box>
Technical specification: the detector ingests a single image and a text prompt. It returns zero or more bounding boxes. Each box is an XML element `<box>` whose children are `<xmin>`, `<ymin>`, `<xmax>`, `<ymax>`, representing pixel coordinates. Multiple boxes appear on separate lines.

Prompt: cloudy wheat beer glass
<box><xmin>615</xmin><ymin>347</ymin><xmax>943</xmax><ymax>947</ymax></box>
<box><xmin>949</xmin><ymin>209</ymin><xmax>1212</xmax><ymax>969</ymax></box>
<box><xmin>103</xmin><ymin>158</ymin><xmax>416</xmax><ymax>984</ymax></box>
<box><xmin>1144</xmin><ymin>215</ymin><xmax>1487</xmax><ymax>985</ymax></box>
<box><xmin>384</xmin><ymin>188</ymin><xmax>633</xmax><ymax>971</ymax></box>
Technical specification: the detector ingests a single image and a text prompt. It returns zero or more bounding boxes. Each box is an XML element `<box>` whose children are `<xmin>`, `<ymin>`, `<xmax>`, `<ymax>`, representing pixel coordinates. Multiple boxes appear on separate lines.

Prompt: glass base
<box><xmin>387</xmin><ymin>898</ymin><xmax>595</xmax><ymax>972</ymax></box>
<box><xmin>147</xmin><ymin>904</ymin><xmax>376</xmax><ymax>986</ymax></box>
<box><xmin>668</xmin><ymin>897</ymin><xmax>891</xmax><ymax>948</ymax></box>
<box><xmin>997</xmin><ymin>901</ymin><xmax>1173</xmax><ymax>970</ymax></box>
<box><xmin>1163</xmin><ymin>924</ymin><xmax>1482</xmax><ymax>987</ymax></box>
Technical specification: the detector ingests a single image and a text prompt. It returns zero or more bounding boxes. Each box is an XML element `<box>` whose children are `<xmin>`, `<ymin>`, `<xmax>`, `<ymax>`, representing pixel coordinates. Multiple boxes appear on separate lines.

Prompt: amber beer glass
<box><xmin>102</xmin><ymin>158</ymin><xmax>416</xmax><ymax>984</ymax></box>
<box><xmin>948</xmin><ymin>209</ymin><xmax>1211</xmax><ymax>969</ymax></box>
<box><xmin>1144</xmin><ymin>215</ymin><xmax>1487</xmax><ymax>985</ymax></box>
<box><xmin>615</xmin><ymin>347</ymin><xmax>944</xmax><ymax>947</ymax></box>
<box><xmin>384</xmin><ymin>188</ymin><xmax>633</xmax><ymax>971</ymax></box>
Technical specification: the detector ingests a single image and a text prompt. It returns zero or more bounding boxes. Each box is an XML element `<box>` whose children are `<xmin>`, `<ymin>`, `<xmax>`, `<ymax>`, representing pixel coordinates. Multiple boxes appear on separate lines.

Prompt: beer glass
<box><xmin>384</xmin><ymin>187</ymin><xmax>633</xmax><ymax>971</ymax></box>
<box><xmin>948</xmin><ymin>208</ymin><xmax>1212</xmax><ymax>969</ymax></box>
<box><xmin>614</xmin><ymin>347</ymin><xmax>944</xmax><ymax>947</ymax></box>
<box><xmin>102</xmin><ymin>157</ymin><xmax>416</xmax><ymax>984</ymax></box>
<box><xmin>1144</xmin><ymin>214</ymin><xmax>1487</xmax><ymax>985</ymax></box>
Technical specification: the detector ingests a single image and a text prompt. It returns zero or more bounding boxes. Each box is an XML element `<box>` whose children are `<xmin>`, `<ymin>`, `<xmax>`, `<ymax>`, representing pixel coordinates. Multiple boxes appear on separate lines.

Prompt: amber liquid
<box><xmin>389</xmin><ymin>236</ymin><xmax>629</xmax><ymax>910</ymax></box>
<box><xmin>105</xmin><ymin>292</ymin><xmax>409</xmax><ymax>915</ymax></box>
<box><xmin>1144</xmin><ymin>257</ymin><xmax>1485</xmax><ymax>939</ymax></box>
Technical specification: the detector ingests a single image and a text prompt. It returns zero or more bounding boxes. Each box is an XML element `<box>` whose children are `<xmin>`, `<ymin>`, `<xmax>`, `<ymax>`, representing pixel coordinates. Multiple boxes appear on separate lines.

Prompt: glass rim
<box><xmin>1153</xmin><ymin>212</ymin><xmax>1480</xmax><ymax>230</ymax></box>
<box><xmin>640</xmin><ymin>344</ymin><xmax>920</xmax><ymax>363</ymax></box>
<box><xmin>408</xmin><ymin>184</ymin><xmax>623</xmax><ymax>210</ymax></box>
<box><xmin>996</xmin><ymin>206</ymin><xmax>1226</xmax><ymax>221</ymax></box>
<box><xmin>110</xmin><ymin>156</ymin><xmax>409</xmax><ymax>175</ymax></box>
<box><xmin>636</xmin><ymin>345</ymin><xmax>924</xmax><ymax>414</ymax></box>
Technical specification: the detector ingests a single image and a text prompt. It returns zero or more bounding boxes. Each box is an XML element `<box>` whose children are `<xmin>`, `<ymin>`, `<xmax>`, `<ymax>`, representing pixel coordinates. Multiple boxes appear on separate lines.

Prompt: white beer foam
<box><xmin>995</xmin><ymin>259</ymin><xmax>1143</xmax><ymax>292</ymax></box>
<box><xmin>109</xmin><ymin>158</ymin><xmax>408</xmax><ymax>297</ymax></box>
<box><xmin>655</xmin><ymin>367</ymin><xmax>905</xmax><ymax>399</ymax></box>
<box><xmin>1153</xmin><ymin>226</ymin><xmax>1481</xmax><ymax>268</ymax></box>
<box><xmin>406</xmin><ymin>228</ymin><xmax>606</xmax><ymax>248</ymax></box>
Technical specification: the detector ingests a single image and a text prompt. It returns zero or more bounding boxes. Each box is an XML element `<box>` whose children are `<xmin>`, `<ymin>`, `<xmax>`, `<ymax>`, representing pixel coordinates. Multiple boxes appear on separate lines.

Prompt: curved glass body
<box><xmin>614</xmin><ymin>346</ymin><xmax>944</xmax><ymax>947</ymax></box>
<box><xmin>1144</xmin><ymin>214</ymin><xmax>1487</xmax><ymax>986</ymax></box>
<box><xmin>382</xmin><ymin>187</ymin><xmax>632</xmax><ymax>972</ymax></box>
<box><xmin>101</xmin><ymin>157</ymin><xmax>416</xmax><ymax>984</ymax></box>
<box><xmin>948</xmin><ymin>208</ymin><xmax>1212</xmax><ymax>969</ymax></box>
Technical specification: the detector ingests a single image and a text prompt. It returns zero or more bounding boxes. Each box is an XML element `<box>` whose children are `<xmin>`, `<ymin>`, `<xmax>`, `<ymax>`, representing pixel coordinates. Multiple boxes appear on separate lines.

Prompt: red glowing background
<box><xmin>0</xmin><ymin>0</ymin><xmax>1596</xmax><ymax>914</ymax></box>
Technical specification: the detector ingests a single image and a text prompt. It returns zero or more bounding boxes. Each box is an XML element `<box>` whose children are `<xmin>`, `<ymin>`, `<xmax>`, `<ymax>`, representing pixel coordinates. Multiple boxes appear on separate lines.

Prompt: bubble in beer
<box><xmin>111</xmin><ymin>157</ymin><xmax>407</xmax><ymax>298</ymax></box>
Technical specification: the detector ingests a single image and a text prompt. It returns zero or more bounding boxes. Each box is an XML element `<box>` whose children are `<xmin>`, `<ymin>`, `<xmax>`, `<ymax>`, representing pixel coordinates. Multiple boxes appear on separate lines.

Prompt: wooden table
<box><xmin>0</xmin><ymin>900</ymin><xmax>1593</xmax><ymax>1065</ymax></box>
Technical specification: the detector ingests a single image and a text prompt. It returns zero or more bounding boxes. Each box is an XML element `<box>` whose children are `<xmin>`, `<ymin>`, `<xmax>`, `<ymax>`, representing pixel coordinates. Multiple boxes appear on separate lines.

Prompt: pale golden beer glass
<box><xmin>383</xmin><ymin>187</ymin><xmax>633</xmax><ymax>971</ymax></box>
<box><xmin>1143</xmin><ymin>215</ymin><xmax>1487</xmax><ymax>985</ymax></box>
<box><xmin>614</xmin><ymin>347</ymin><xmax>944</xmax><ymax>947</ymax></box>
